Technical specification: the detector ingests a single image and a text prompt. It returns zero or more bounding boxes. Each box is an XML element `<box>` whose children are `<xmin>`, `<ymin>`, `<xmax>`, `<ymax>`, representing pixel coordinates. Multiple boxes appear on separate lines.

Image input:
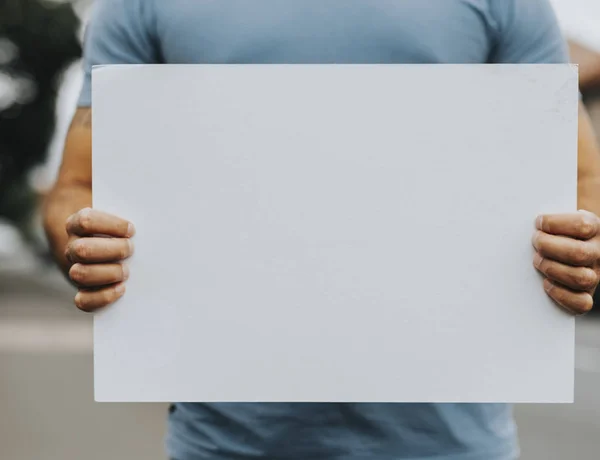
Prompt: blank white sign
<box><xmin>92</xmin><ymin>64</ymin><xmax>577</xmax><ymax>403</ymax></box>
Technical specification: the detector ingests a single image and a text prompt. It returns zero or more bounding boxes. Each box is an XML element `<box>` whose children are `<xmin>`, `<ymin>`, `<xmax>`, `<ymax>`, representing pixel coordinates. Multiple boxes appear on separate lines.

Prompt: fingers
<box><xmin>69</xmin><ymin>263</ymin><xmax>129</xmax><ymax>287</ymax></box>
<box><xmin>65</xmin><ymin>209</ymin><xmax>135</xmax><ymax>312</ymax></box>
<box><xmin>74</xmin><ymin>283</ymin><xmax>127</xmax><ymax>312</ymax></box>
<box><xmin>533</xmin><ymin>253</ymin><xmax>598</xmax><ymax>291</ymax></box>
<box><xmin>66</xmin><ymin>207</ymin><xmax>135</xmax><ymax>238</ymax></box>
<box><xmin>532</xmin><ymin>230</ymin><xmax>600</xmax><ymax>267</ymax></box>
<box><xmin>542</xmin><ymin>279</ymin><xmax>594</xmax><ymax>315</ymax></box>
<box><xmin>536</xmin><ymin>211</ymin><xmax>599</xmax><ymax>240</ymax></box>
<box><xmin>65</xmin><ymin>237</ymin><xmax>134</xmax><ymax>264</ymax></box>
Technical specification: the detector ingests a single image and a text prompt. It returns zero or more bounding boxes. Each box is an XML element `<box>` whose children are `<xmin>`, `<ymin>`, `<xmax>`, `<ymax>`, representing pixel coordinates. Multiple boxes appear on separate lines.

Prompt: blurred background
<box><xmin>2</xmin><ymin>1</ymin><xmax>600</xmax><ymax>459</ymax></box>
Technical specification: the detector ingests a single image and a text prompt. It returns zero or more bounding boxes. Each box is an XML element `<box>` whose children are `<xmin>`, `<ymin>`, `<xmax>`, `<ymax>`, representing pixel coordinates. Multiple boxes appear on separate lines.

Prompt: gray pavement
<box><xmin>2</xmin><ymin>249</ymin><xmax>600</xmax><ymax>460</ymax></box>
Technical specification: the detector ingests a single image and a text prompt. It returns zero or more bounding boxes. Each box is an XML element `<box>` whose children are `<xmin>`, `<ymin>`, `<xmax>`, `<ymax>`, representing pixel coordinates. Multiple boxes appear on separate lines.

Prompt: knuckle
<box><xmin>77</xmin><ymin>207</ymin><xmax>94</xmax><ymax>231</ymax></box>
<box><xmin>65</xmin><ymin>213</ymin><xmax>76</xmax><ymax>233</ymax></box>
<box><xmin>68</xmin><ymin>263</ymin><xmax>87</xmax><ymax>284</ymax></box>
<box><xmin>578</xmin><ymin>217</ymin><xmax>597</xmax><ymax>239</ymax></box>
<box><xmin>577</xmin><ymin>269</ymin><xmax>599</xmax><ymax>290</ymax></box>
<box><xmin>64</xmin><ymin>244</ymin><xmax>73</xmax><ymax>263</ymax></box>
<box><xmin>570</xmin><ymin>243</ymin><xmax>593</xmax><ymax>265</ymax></box>
<box><xmin>73</xmin><ymin>240</ymin><xmax>90</xmax><ymax>260</ymax></box>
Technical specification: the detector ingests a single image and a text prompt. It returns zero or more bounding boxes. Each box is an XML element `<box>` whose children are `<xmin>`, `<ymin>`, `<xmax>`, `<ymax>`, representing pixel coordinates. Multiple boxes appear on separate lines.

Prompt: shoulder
<box><xmin>88</xmin><ymin>0</ymin><xmax>156</xmax><ymax>24</ymax></box>
<box><xmin>82</xmin><ymin>0</ymin><xmax>160</xmax><ymax>64</ymax></box>
<box><xmin>487</xmin><ymin>0</ymin><xmax>557</xmax><ymax>28</ymax></box>
<box><xmin>84</xmin><ymin>0</ymin><xmax>158</xmax><ymax>53</ymax></box>
<box><xmin>486</xmin><ymin>0</ymin><xmax>568</xmax><ymax>63</ymax></box>
<box><xmin>77</xmin><ymin>0</ymin><xmax>159</xmax><ymax>107</ymax></box>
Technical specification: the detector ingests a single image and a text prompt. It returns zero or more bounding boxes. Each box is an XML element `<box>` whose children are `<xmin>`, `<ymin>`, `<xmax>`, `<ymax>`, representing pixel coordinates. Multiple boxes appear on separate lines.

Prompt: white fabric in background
<box><xmin>550</xmin><ymin>0</ymin><xmax>600</xmax><ymax>53</ymax></box>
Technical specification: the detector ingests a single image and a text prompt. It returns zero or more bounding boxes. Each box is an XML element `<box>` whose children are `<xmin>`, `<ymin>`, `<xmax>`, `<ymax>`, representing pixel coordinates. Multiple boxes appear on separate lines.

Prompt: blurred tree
<box><xmin>0</xmin><ymin>0</ymin><xmax>81</xmax><ymax>252</ymax></box>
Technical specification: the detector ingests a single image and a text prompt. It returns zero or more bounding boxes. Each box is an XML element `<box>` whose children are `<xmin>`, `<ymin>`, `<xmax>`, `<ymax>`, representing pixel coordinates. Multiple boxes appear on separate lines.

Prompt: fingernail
<box><xmin>543</xmin><ymin>279</ymin><xmax>554</xmax><ymax>293</ymax></box>
<box><xmin>532</xmin><ymin>231</ymin><xmax>541</xmax><ymax>248</ymax></box>
<box><xmin>122</xmin><ymin>264</ymin><xmax>130</xmax><ymax>281</ymax></box>
<box><xmin>115</xmin><ymin>283</ymin><xmax>126</xmax><ymax>295</ymax></box>
<box><xmin>127</xmin><ymin>223</ymin><xmax>136</xmax><ymax>237</ymax></box>
<box><xmin>535</xmin><ymin>215</ymin><xmax>543</xmax><ymax>230</ymax></box>
<box><xmin>128</xmin><ymin>239</ymin><xmax>135</xmax><ymax>254</ymax></box>
<box><xmin>533</xmin><ymin>253</ymin><xmax>543</xmax><ymax>268</ymax></box>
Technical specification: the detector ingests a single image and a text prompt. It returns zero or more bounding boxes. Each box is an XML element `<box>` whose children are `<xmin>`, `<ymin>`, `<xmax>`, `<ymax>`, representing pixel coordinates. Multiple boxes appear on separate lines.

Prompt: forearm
<box><xmin>578</xmin><ymin>104</ymin><xmax>600</xmax><ymax>215</ymax></box>
<box><xmin>43</xmin><ymin>182</ymin><xmax>92</xmax><ymax>275</ymax></box>
<box><xmin>579</xmin><ymin>176</ymin><xmax>600</xmax><ymax>215</ymax></box>
<box><xmin>568</xmin><ymin>41</ymin><xmax>600</xmax><ymax>91</ymax></box>
<box><xmin>43</xmin><ymin>108</ymin><xmax>93</xmax><ymax>275</ymax></box>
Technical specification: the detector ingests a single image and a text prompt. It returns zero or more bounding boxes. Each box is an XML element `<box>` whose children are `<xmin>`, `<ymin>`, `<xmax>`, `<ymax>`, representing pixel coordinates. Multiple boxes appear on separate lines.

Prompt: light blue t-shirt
<box><xmin>79</xmin><ymin>1</ymin><xmax>569</xmax><ymax>459</ymax></box>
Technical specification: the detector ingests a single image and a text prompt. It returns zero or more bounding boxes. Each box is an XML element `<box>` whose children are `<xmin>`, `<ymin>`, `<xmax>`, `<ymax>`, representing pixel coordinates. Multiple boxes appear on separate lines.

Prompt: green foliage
<box><xmin>0</xmin><ymin>0</ymin><xmax>81</xmax><ymax>246</ymax></box>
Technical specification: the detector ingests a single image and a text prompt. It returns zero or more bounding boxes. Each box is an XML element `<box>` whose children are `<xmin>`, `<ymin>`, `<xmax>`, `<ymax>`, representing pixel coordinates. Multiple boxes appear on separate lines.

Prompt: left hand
<box><xmin>533</xmin><ymin>210</ymin><xmax>600</xmax><ymax>315</ymax></box>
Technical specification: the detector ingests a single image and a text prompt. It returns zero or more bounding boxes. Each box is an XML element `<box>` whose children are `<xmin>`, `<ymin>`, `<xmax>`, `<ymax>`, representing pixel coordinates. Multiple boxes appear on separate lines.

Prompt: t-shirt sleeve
<box><xmin>77</xmin><ymin>0</ymin><xmax>159</xmax><ymax>107</ymax></box>
<box><xmin>489</xmin><ymin>0</ymin><xmax>569</xmax><ymax>64</ymax></box>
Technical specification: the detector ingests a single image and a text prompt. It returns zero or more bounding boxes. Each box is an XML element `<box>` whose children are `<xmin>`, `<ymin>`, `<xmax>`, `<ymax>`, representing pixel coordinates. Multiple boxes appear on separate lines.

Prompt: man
<box><xmin>43</xmin><ymin>1</ymin><xmax>600</xmax><ymax>459</ymax></box>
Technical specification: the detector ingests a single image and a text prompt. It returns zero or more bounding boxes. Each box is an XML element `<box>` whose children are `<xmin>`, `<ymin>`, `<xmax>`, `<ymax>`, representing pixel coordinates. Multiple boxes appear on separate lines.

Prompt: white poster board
<box><xmin>92</xmin><ymin>64</ymin><xmax>578</xmax><ymax>403</ymax></box>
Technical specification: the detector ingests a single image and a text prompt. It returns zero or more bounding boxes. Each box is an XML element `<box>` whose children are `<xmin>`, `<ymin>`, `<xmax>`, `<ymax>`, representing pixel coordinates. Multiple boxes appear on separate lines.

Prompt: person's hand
<box><xmin>65</xmin><ymin>208</ymin><xmax>135</xmax><ymax>312</ymax></box>
<box><xmin>533</xmin><ymin>210</ymin><xmax>600</xmax><ymax>315</ymax></box>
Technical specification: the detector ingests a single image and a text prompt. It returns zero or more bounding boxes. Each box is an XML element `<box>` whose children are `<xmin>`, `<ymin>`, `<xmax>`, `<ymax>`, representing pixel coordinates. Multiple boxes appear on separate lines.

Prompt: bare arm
<box><xmin>531</xmin><ymin>103</ymin><xmax>600</xmax><ymax>315</ymax></box>
<box><xmin>43</xmin><ymin>108</ymin><xmax>134</xmax><ymax>312</ymax></box>
<box><xmin>568</xmin><ymin>41</ymin><xmax>600</xmax><ymax>91</ymax></box>
<box><xmin>578</xmin><ymin>102</ymin><xmax>600</xmax><ymax>214</ymax></box>
<box><xmin>43</xmin><ymin>108</ymin><xmax>93</xmax><ymax>275</ymax></box>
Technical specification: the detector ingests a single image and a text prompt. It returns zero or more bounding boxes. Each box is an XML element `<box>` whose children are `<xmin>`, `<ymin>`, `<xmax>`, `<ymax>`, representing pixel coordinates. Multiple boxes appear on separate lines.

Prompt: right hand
<box><xmin>65</xmin><ymin>208</ymin><xmax>135</xmax><ymax>312</ymax></box>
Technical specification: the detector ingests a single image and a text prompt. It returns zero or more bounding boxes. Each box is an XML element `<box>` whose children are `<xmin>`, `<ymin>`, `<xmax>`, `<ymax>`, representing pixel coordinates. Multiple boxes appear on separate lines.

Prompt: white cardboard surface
<box><xmin>92</xmin><ymin>64</ymin><xmax>578</xmax><ymax>403</ymax></box>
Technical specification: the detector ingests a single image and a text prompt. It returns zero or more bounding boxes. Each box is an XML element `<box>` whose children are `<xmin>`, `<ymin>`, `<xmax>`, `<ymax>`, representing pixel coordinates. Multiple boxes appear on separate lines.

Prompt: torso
<box><xmin>154</xmin><ymin>0</ymin><xmax>496</xmax><ymax>65</ymax></box>
<box><xmin>106</xmin><ymin>1</ymin><xmax>529</xmax><ymax>459</ymax></box>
